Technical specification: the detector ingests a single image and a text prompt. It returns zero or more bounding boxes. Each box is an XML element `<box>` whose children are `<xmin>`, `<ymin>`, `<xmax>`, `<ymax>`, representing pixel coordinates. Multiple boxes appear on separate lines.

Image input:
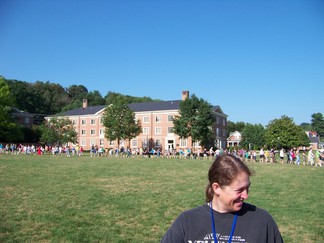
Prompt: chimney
<box><xmin>182</xmin><ymin>91</ymin><xmax>189</xmax><ymax>100</ymax></box>
<box><xmin>83</xmin><ymin>99</ymin><xmax>88</xmax><ymax>109</ymax></box>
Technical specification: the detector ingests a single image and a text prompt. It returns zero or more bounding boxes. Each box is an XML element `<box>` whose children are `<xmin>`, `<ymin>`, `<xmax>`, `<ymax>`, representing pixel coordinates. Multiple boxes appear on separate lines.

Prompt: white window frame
<box><xmin>143</xmin><ymin>127</ymin><xmax>149</xmax><ymax>134</ymax></box>
<box><xmin>155</xmin><ymin>139</ymin><xmax>161</xmax><ymax>146</ymax></box>
<box><xmin>90</xmin><ymin>129</ymin><xmax>96</xmax><ymax>135</ymax></box>
<box><xmin>168</xmin><ymin>127</ymin><xmax>173</xmax><ymax>134</ymax></box>
<box><xmin>81</xmin><ymin>119</ymin><xmax>86</xmax><ymax>125</ymax></box>
<box><xmin>99</xmin><ymin>128</ymin><xmax>104</xmax><ymax>136</ymax></box>
<box><xmin>132</xmin><ymin>139</ymin><xmax>138</xmax><ymax>147</ymax></box>
<box><xmin>155</xmin><ymin>116</ymin><xmax>162</xmax><ymax>123</ymax></box>
<box><xmin>168</xmin><ymin>115</ymin><xmax>173</xmax><ymax>122</ymax></box>
<box><xmin>155</xmin><ymin>127</ymin><xmax>162</xmax><ymax>134</ymax></box>
<box><xmin>91</xmin><ymin>119</ymin><xmax>96</xmax><ymax>125</ymax></box>
<box><xmin>143</xmin><ymin>116</ymin><xmax>149</xmax><ymax>123</ymax></box>
<box><xmin>180</xmin><ymin>139</ymin><xmax>187</xmax><ymax>147</ymax></box>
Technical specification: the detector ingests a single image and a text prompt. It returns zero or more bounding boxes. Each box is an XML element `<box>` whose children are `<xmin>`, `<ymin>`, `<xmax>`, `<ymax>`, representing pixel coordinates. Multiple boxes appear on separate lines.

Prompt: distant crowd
<box><xmin>1</xmin><ymin>143</ymin><xmax>323</xmax><ymax>167</ymax></box>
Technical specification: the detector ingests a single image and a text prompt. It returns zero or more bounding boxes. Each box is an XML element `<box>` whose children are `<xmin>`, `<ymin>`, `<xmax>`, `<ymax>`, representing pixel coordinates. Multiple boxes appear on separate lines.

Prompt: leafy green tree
<box><xmin>300</xmin><ymin>122</ymin><xmax>312</xmax><ymax>131</ymax></box>
<box><xmin>40</xmin><ymin>117</ymin><xmax>77</xmax><ymax>145</ymax></box>
<box><xmin>0</xmin><ymin>77</ymin><xmax>22</xmax><ymax>142</ymax></box>
<box><xmin>311</xmin><ymin>113</ymin><xmax>324</xmax><ymax>139</ymax></box>
<box><xmin>66</xmin><ymin>84</ymin><xmax>88</xmax><ymax>100</ymax></box>
<box><xmin>86</xmin><ymin>90</ymin><xmax>105</xmax><ymax>106</ymax></box>
<box><xmin>104</xmin><ymin>91</ymin><xmax>160</xmax><ymax>105</ymax></box>
<box><xmin>227</xmin><ymin>121</ymin><xmax>246</xmax><ymax>137</ymax></box>
<box><xmin>102</xmin><ymin>101</ymin><xmax>141</xmax><ymax>147</ymax></box>
<box><xmin>264</xmin><ymin>115</ymin><xmax>309</xmax><ymax>149</ymax></box>
<box><xmin>240</xmin><ymin>123</ymin><xmax>265</xmax><ymax>150</ymax></box>
<box><xmin>173</xmin><ymin>94</ymin><xmax>215</xmax><ymax>148</ymax></box>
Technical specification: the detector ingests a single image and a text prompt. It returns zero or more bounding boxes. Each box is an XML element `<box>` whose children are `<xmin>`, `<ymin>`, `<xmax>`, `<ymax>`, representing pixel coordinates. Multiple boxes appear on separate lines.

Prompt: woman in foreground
<box><xmin>161</xmin><ymin>154</ymin><xmax>283</xmax><ymax>243</ymax></box>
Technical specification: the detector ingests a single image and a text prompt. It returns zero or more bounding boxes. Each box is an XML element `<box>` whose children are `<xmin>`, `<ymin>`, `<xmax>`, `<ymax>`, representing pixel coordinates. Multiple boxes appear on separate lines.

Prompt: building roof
<box><xmin>128</xmin><ymin>100</ymin><xmax>181</xmax><ymax>112</ymax></box>
<box><xmin>55</xmin><ymin>100</ymin><xmax>226</xmax><ymax>116</ymax></box>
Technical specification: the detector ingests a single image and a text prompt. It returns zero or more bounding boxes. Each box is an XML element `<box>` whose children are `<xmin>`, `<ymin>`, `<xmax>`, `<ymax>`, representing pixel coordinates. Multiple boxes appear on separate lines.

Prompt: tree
<box><xmin>173</xmin><ymin>94</ymin><xmax>215</xmax><ymax>148</ymax></box>
<box><xmin>240</xmin><ymin>123</ymin><xmax>265</xmax><ymax>150</ymax></box>
<box><xmin>300</xmin><ymin>122</ymin><xmax>312</xmax><ymax>131</ymax></box>
<box><xmin>227</xmin><ymin>121</ymin><xmax>246</xmax><ymax>137</ymax></box>
<box><xmin>102</xmin><ymin>101</ymin><xmax>141</xmax><ymax>148</ymax></box>
<box><xmin>104</xmin><ymin>91</ymin><xmax>160</xmax><ymax>105</ymax></box>
<box><xmin>264</xmin><ymin>115</ymin><xmax>309</xmax><ymax>149</ymax></box>
<box><xmin>86</xmin><ymin>90</ymin><xmax>105</xmax><ymax>106</ymax></box>
<box><xmin>311</xmin><ymin>113</ymin><xmax>324</xmax><ymax>139</ymax></box>
<box><xmin>0</xmin><ymin>77</ymin><xmax>22</xmax><ymax>142</ymax></box>
<box><xmin>40</xmin><ymin>116</ymin><xmax>77</xmax><ymax>145</ymax></box>
<box><xmin>66</xmin><ymin>84</ymin><xmax>88</xmax><ymax>100</ymax></box>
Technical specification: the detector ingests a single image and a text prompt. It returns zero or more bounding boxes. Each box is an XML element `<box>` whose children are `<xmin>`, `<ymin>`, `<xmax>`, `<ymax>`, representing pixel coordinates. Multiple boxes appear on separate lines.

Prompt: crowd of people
<box><xmin>1</xmin><ymin>143</ymin><xmax>323</xmax><ymax>166</ymax></box>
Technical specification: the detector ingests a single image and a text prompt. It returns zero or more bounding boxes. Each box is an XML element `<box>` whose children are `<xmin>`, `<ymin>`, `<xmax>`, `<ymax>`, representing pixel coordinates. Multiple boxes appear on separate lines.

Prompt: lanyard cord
<box><xmin>209</xmin><ymin>203</ymin><xmax>238</xmax><ymax>243</ymax></box>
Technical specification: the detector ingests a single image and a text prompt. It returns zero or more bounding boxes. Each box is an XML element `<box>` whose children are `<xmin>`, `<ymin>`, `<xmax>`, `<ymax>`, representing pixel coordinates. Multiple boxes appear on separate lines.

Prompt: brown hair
<box><xmin>205</xmin><ymin>154</ymin><xmax>253</xmax><ymax>202</ymax></box>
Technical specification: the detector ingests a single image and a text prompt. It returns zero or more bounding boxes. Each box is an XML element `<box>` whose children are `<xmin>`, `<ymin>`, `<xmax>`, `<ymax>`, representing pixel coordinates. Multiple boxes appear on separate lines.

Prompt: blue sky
<box><xmin>1</xmin><ymin>0</ymin><xmax>323</xmax><ymax>126</ymax></box>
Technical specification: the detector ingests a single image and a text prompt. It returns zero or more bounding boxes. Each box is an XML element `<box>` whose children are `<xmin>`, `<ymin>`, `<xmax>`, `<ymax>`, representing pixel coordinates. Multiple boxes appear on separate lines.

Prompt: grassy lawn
<box><xmin>0</xmin><ymin>154</ymin><xmax>323</xmax><ymax>242</ymax></box>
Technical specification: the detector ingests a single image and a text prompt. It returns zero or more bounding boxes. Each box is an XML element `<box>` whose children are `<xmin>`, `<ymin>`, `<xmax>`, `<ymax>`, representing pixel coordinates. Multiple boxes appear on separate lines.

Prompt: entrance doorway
<box><xmin>167</xmin><ymin>140</ymin><xmax>174</xmax><ymax>150</ymax></box>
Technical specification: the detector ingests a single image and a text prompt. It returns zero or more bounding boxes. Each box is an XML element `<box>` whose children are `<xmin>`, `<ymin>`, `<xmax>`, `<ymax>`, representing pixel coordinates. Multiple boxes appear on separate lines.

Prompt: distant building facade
<box><xmin>10</xmin><ymin>108</ymin><xmax>33</xmax><ymax>128</ymax></box>
<box><xmin>47</xmin><ymin>91</ymin><xmax>228</xmax><ymax>150</ymax></box>
<box><xmin>227</xmin><ymin>131</ymin><xmax>242</xmax><ymax>147</ymax></box>
<box><xmin>306</xmin><ymin>131</ymin><xmax>320</xmax><ymax>149</ymax></box>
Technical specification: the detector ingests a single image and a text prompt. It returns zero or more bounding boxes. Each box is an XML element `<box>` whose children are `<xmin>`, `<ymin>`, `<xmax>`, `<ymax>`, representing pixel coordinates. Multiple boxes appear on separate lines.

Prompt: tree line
<box><xmin>1</xmin><ymin>76</ymin><xmax>324</xmax><ymax>150</ymax></box>
<box><xmin>0</xmin><ymin>76</ymin><xmax>159</xmax><ymax>142</ymax></box>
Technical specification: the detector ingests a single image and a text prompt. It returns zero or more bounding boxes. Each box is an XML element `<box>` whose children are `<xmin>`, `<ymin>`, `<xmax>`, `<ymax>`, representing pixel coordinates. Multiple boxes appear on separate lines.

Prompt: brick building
<box><xmin>49</xmin><ymin>91</ymin><xmax>228</xmax><ymax>151</ymax></box>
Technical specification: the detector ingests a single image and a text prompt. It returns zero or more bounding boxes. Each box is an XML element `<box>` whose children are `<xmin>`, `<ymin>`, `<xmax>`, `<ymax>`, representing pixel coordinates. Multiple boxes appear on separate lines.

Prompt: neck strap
<box><xmin>209</xmin><ymin>202</ymin><xmax>238</xmax><ymax>243</ymax></box>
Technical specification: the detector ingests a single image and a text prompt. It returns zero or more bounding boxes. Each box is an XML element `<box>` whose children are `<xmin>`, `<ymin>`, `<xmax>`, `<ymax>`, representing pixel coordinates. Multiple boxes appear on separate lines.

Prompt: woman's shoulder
<box><xmin>179</xmin><ymin>204</ymin><xmax>209</xmax><ymax>218</ymax></box>
<box><xmin>240</xmin><ymin>203</ymin><xmax>276</xmax><ymax>221</ymax></box>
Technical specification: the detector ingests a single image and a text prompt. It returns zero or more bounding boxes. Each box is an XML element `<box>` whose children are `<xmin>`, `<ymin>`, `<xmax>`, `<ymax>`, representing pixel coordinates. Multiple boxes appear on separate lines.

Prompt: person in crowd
<box><xmin>161</xmin><ymin>154</ymin><xmax>284</xmax><ymax>243</ymax></box>
<box><xmin>279</xmin><ymin>148</ymin><xmax>285</xmax><ymax>164</ymax></box>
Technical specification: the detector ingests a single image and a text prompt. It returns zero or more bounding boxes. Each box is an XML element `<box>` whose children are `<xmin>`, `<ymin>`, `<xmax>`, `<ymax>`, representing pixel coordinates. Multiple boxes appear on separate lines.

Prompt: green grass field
<box><xmin>0</xmin><ymin>154</ymin><xmax>323</xmax><ymax>242</ymax></box>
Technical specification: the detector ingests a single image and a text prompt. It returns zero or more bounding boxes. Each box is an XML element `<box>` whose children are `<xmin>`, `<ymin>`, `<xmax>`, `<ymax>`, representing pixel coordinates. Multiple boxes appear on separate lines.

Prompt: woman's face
<box><xmin>213</xmin><ymin>172</ymin><xmax>251</xmax><ymax>213</ymax></box>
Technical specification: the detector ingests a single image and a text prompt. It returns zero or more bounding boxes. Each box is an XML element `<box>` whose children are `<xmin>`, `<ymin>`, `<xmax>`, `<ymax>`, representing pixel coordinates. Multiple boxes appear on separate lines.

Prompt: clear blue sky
<box><xmin>1</xmin><ymin>0</ymin><xmax>323</xmax><ymax>126</ymax></box>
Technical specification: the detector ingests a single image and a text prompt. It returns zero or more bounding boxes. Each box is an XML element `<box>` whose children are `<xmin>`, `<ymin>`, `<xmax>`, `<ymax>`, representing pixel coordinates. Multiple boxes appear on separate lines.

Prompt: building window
<box><xmin>155</xmin><ymin>116</ymin><xmax>162</xmax><ymax>123</ymax></box>
<box><xmin>132</xmin><ymin>139</ymin><xmax>138</xmax><ymax>147</ymax></box>
<box><xmin>216</xmin><ymin>128</ymin><xmax>220</xmax><ymax>137</ymax></box>
<box><xmin>72</xmin><ymin>120</ymin><xmax>77</xmax><ymax>125</ymax></box>
<box><xmin>223</xmin><ymin>129</ymin><xmax>226</xmax><ymax>136</ymax></box>
<box><xmin>180</xmin><ymin>139</ymin><xmax>187</xmax><ymax>147</ymax></box>
<box><xmin>143</xmin><ymin>127</ymin><xmax>149</xmax><ymax>134</ymax></box>
<box><xmin>90</xmin><ymin>129</ymin><xmax>96</xmax><ymax>135</ymax></box>
<box><xmin>99</xmin><ymin>118</ymin><xmax>103</xmax><ymax>125</ymax></box>
<box><xmin>216</xmin><ymin>117</ymin><xmax>219</xmax><ymax>124</ymax></box>
<box><xmin>90</xmin><ymin>140</ymin><xmax>96</xmax><ymax>146</ymax></box>
<box><xmin>143</xmin><ymin>116</ymin><xmax>149</xmax><ymax>123</ymax></box>
<box><xmin>109</xmin><ymin>140</ymin><xmax>115</xmax><ymax>146</ymax></box>
<box><xmin>91</xmin><ymin>119</ymin><xmax>96</xmax><ymax>125</ymax></box>
<box><xmin>81</xmin><ymin>119</ymin><xmax>86</xmax><ymax>125</ymax></box>
<box><xmin>81</xmin><ymin>130</ymin><xmax>86</xmax><ymax>135</ymax></box>
<box><xmin>99</xmin><ymin>128</ymin><xmax>104</xmax><ymax>136</ymax></box>
<box><xmin>99</xmin><ymin>139</ymin><xmax>104</xmax><ymax>146</ymax></box>
<box><xmin>81</xmin><ymin>140</ymin><xmax>86</xmax><ymax>146</ymax></box>
<box><xmin>223</xmin><ymin>118</ymin><xmax>226</xmax><ymax>126</ymax></box>
<box><xmin>155</xmin><ymin>139</ymin><xmax>161</xmax><ymax>147</ymax></box>
<box><xmin>168</xmin><ymin>115</ymin><xmax>173</xmax><ymax>122</ymax></box>
<box><xmin>24</xmin><ymin>117</ymin><xmax>30</xmax><ymax>124</ymax></box>
<box><xmin>193</xmin><ymin>141</ymin><xmax>200</xmax><ymax>147</ymax></box>
<box><xmin>168</xmin><ymin>127</ymin><xmax>173</xmax><ymax>133</ymax></box>
<box><xmin>155</xmin><ymin>127</ymin><xmax>161</xmax><ymax>134</ymax></box>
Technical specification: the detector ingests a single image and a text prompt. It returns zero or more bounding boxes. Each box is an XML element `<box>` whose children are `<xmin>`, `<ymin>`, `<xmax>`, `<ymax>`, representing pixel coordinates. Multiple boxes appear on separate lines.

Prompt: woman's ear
<box><xmin>212</xmin><ymin>182</ymin><xmax>221</xmax><ymax>196</ymax></box>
